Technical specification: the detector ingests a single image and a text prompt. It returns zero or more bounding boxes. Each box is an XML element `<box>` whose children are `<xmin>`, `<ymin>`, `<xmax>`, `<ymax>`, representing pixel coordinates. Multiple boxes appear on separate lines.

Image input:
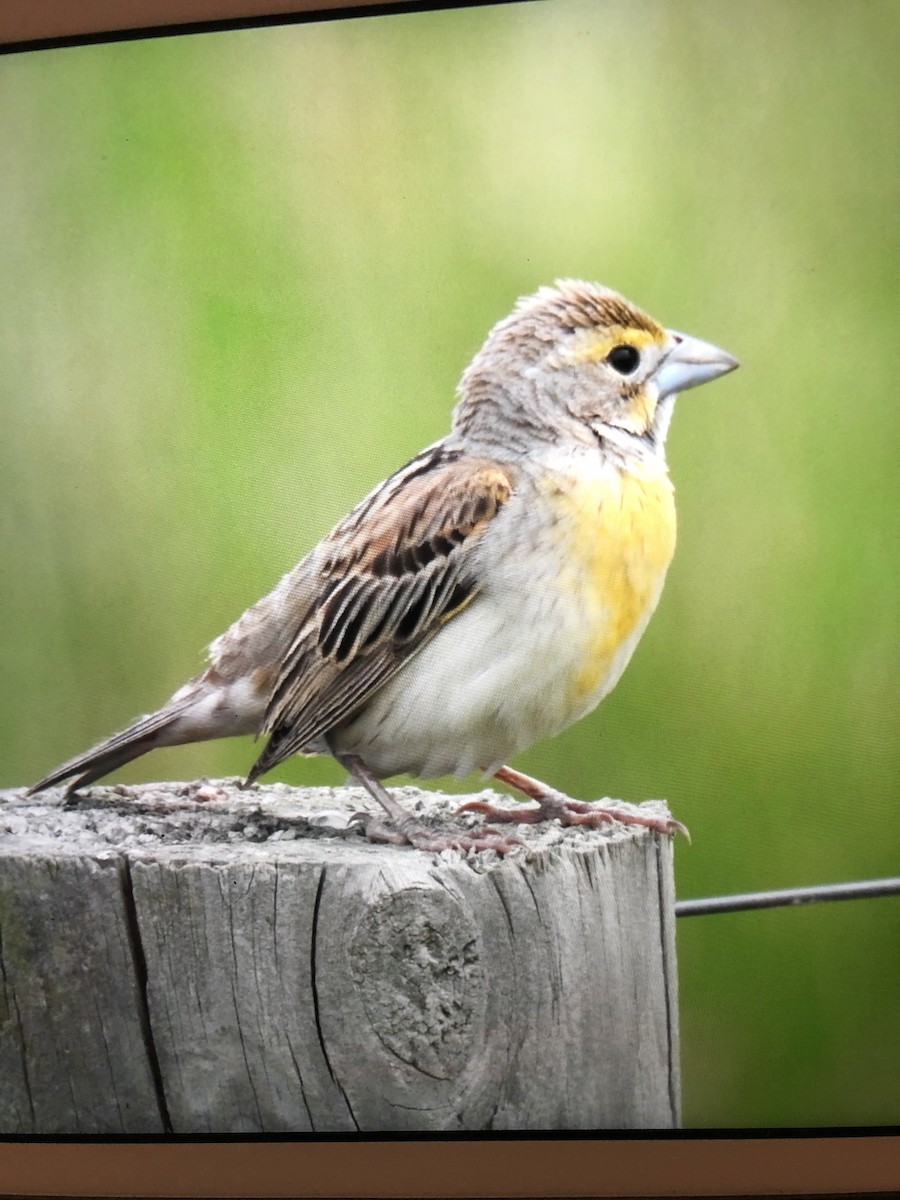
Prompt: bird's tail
<box><xmin>28</xmin><ymin>694</ymin><xmax>204</xmax><ymax>797</ymax></box>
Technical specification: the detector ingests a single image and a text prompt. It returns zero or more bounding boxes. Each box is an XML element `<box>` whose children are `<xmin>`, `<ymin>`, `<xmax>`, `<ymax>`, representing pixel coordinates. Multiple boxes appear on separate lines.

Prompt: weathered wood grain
<box><xmin>0</xmin><ymin>780</ymin><xmax>680</xmax><ymax>1133</ymax></box>
<box><xmin>0</xmin><ymin>850</ymin><xmax>165</xmax><ymax>1133</ymax></box>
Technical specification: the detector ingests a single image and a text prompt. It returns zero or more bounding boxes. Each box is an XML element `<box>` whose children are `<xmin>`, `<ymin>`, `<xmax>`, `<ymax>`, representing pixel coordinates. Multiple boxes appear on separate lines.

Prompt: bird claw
<box><xmin>457</xmin><ymin>794</ymin><xmax>689</xmax><ymax>840</ymax></box>
<box><xmin>350</xmin><ymin>809</ymin><xmax>522</xmax><ymax>854</ymax></box>
<box><xmin>348</xmin><ymin>811</ymin><xmax>408</xmax><ymax>845</ymax></box>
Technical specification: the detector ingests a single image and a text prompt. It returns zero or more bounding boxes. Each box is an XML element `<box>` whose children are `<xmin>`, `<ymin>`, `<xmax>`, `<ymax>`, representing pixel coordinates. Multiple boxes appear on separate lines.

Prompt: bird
<box><xmin>29</xmin><ymin>280</ymin><xmax>738</xmax><ymax>853</ymax></box>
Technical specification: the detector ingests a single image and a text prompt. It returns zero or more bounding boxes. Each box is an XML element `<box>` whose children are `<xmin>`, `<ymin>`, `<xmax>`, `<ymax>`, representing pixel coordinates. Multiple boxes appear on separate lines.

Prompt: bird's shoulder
<box><xmin>318</xmin><ymin>438</ymin><xmax>517</xmax><ymax>579</ymax></box>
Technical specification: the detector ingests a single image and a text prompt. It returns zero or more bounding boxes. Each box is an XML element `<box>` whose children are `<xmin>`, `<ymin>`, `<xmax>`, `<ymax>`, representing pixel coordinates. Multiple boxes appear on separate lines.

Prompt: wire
<box><xmin>675</xmin><ymin>877</ymin><xmax>900</xmax><ymax>917</ymax></box>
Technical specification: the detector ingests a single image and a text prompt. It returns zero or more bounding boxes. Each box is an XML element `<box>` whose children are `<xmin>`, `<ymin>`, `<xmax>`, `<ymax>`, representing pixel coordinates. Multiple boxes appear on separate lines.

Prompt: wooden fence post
<box><xmin>0</xmin><ymin>780</ymin><xmax>680</xmax><ymax>1134</ymax></box>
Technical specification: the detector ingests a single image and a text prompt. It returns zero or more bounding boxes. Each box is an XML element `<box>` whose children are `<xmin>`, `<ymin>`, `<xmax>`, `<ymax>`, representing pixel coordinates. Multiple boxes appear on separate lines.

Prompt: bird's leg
<box><xmin>330</xmin><ymin>748</ymin><xmax>523</xmax><ymax>854</ymax></box>
<box><xmin>457</xmin><ymin>764</ymin><xmax>688</xmax><ymax>838</ymax></box>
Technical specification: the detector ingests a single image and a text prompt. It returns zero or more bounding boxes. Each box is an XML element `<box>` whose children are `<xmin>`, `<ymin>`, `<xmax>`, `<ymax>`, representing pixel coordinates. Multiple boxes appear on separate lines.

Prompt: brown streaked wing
<box><xmin>246</xmin><ymin>444</ymin><xmax>515</xmax><ymax>781</ymax></box>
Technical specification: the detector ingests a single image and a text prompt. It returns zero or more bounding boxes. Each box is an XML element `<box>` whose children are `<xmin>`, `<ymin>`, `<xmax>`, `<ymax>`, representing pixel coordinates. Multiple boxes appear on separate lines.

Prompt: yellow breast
<box><xmin>541</xmin><ymin>459</ymin><xmax>677</xmax><ymax>713</ymax></box>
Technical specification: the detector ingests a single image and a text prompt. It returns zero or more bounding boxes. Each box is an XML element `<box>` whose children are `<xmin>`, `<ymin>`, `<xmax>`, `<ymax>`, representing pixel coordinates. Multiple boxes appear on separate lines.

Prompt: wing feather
<box><xmin>247</xmin><ymin>443</ymin><xmax>514</xmax><ymax>780</ymax></box>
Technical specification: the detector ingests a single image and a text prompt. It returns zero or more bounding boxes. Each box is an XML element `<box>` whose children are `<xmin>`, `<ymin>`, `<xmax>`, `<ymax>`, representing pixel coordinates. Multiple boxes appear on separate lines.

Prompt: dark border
<box><xmin>0</xmin><ymin>0</ymin><xmax>518</xmax><ymax>56</ymax></box>
<box><xmin>2</xmin><ymin>1135</ymin><xmax>900</xmax><ymax>1197</ymax></box>
<box><xmin>1</xmin><ymin>1</ymin><xmax>898</xmax><ymax>1196</ymax></box>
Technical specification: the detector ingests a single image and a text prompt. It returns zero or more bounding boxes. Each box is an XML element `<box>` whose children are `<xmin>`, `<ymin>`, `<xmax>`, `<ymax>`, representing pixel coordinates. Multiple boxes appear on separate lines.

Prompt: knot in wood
<box><xmin>349</xmin><ymin>886</ymin><xmax>485</xmax><ymax>1081</ymax></box>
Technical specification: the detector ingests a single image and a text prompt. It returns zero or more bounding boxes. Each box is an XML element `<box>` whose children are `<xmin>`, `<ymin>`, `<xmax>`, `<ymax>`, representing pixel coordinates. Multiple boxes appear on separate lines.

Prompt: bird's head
<box><xmin>453</xmin><ymin>279</ymin><xmax>738</xmax><ymax>458</ymax></box>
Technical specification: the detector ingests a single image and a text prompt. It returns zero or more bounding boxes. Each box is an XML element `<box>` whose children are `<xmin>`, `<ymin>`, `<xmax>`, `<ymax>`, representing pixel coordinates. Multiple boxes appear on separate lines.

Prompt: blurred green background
<box><xmin>2</xmin><ymin>0</ymin><xmax>898</xmax><ymax>1129</ymax></box>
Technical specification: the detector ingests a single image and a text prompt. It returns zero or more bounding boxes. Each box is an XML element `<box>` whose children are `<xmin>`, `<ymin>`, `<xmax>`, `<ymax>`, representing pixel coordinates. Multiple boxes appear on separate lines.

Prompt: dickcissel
<box><xmin>30</xmin><ymin>280</ymin><xmax>737</xmax><ymax>853</ymax></box>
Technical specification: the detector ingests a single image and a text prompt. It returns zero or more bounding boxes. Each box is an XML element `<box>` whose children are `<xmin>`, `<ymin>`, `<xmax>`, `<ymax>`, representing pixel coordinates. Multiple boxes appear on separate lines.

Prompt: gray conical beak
<box><xmin>655</xmin><ymin>332</ymin><xmax>739</xmax><ymax>399</ymax></box>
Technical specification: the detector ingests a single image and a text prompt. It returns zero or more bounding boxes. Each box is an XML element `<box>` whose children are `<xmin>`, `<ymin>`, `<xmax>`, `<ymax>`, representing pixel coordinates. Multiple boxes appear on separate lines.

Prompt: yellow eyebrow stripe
<box><xmin>567</xmin><ymin>325</ymin><xmax>664</xmax><ymax>364</ymax></box>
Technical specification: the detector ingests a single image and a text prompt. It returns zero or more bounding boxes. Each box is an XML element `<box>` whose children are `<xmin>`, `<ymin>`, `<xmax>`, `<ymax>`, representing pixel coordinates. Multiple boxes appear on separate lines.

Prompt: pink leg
<box><xmin>333</xmin><ymin>750</ymin><xmax>523</xmax><ymax>855</ymax></box>
<box><xmin>457</xmin><ymin>764</ymin><xmax>689</xmax><ymax>839</ymax></box>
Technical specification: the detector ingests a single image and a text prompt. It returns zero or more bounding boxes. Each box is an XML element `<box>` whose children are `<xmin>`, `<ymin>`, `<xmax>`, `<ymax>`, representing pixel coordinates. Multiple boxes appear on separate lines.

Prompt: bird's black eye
<box><xmin>606</xmin><ymin>344</ymin><xmax>640</xmax><ymax>375</ymax></box>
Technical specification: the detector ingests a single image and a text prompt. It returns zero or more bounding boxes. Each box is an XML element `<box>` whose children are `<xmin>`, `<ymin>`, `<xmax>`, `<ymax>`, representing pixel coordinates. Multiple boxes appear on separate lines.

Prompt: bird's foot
<box><xmin>330</xmin><ymin>746</ymin><xmax>523</xmax><ymax>854</ymax></box>
<box><xmin>350</xmin><ymin>810</ymin><xmax>523</xmax><ymax>855</ymax></box>
<box><xmin>458</xmin><ymin>764</ymin><xmax>689</xmax><ymax>840</ymax></box>
<box><xmin>457</xmin><ymin>793</ymin><xmax>687</xmax><ymax>838</ymax></box>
